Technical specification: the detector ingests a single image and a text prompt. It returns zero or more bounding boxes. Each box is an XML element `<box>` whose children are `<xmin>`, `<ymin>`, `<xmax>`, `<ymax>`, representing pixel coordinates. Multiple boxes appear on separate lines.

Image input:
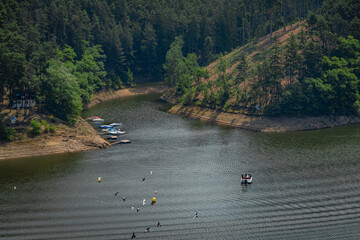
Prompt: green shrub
<box><xmin>5</xmin><ymin>128</ymin><xmax>15</xmax><ymax>141</ymax></box>
<box><xmin>0</xmin><ymin>116</ymin><xmax>6</xmax><ymax>142</ymax></box>
<box><xmin>41</xmin><ymin>120</ymin><xmax>50</xmax><ymax>133</ymax></box>
<box><xmin>50</xmin><ymin>125</ymin><xmax>56</xmax><ymax>133</ymax></box>
<box><xmin>223</xmin><ymin>102</ymin><xmax>232</xmax><ymax>111</ymax></box>
<box><xmin>0</xmin><ymin>116</ymin><xmax>15</xmax><ymax>142</ymax></box>
<box><xmin>30</xmin><ymin>120</ymin><xmax>42</xmax><ymax>135</ymax></box>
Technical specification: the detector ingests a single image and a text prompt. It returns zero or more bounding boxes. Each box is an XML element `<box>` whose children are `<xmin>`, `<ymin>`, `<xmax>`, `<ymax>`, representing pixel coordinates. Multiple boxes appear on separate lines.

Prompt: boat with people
<box><xmin>241</xmin><ymin>173</ymin><xmax>252</xmax><ymax>184</ymax></box>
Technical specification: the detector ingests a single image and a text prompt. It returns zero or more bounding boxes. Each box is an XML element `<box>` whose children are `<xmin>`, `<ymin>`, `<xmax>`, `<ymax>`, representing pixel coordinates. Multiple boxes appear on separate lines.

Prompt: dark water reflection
<box><xmin>1</xmin><ymin>93</ymin><xmax>360</xmax><ymax>239</ymax></box>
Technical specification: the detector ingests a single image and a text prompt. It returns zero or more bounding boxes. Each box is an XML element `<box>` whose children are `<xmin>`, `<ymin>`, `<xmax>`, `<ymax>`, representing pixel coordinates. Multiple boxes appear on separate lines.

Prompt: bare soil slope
<box><xmin>169</xmin><ymin>105</ymin><xmax>360</xmax><ymax>132</ymax></box>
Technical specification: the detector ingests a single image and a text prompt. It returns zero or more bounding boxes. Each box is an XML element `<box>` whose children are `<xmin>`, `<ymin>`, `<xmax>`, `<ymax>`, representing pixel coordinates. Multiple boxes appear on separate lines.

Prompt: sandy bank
<box><xmin>0</xmin><ymin>119</ymin><xmax>110</xmax><ymax>161</ymax></box>
<box><xmin>169</xmin><ymin>104</ymin><xmax>360</xmax><ymax>132</ymax></box>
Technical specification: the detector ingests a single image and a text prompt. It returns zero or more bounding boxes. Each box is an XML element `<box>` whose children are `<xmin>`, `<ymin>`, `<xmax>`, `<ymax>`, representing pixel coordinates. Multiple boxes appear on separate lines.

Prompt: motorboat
<box><xmin>87</xmin><ymin>116</ymin><xmax>104</xmax><ymax>122</ymax></box>
<box><xmin>91</xmin><ymin>118</ymin><xmax>104</xmax><ymax>122</ymax></box>
<box><xmin>102</xmin><ymin>127</ymin><xmax>117</xmax><ymax>132</ymax></box>
<box><xmin>106</xmin><ymin>135</ymin><xmax>118</xmax><ymax>140</ymax></box>
<box><xmin>107</xmin><ymin>129</ymin><xmax>126</xmax><ymax>135</ymax></box>
<box><xmin>118</xmin><ymin>139</ymin><xmax>131</xmax><ymax>144</ymax></box>
<box><xmin>241</xmin><ymin>173</ymin><xmax>252</xmax><ymax>184</ymax></box>
<box><xmin>86</xmin><ymin>116</ymin><xmax>100</xmax><ymax>120</ymax></box>
<box><xmin>110</xmin><ymin>122</ymin><xmax>123</xmax><ymax>127</ymax></box>
<box><xmin>99</xmin><ymin>125</ymin><xmax>113</xmax><ymax>129</ymax></box>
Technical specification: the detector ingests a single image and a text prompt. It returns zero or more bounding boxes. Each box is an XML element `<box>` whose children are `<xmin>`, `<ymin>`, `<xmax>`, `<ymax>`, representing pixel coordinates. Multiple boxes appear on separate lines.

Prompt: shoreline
<box><xmin>0</xmin><ymin>84</ymin><xmax>168</xmax><ymax>161</ymax></box>
<box><xmin>169</xmin><ymin>104</ymin><xmax>360</xmax><ymax>132</ymax></box>
<box><xmin>0</xmin><ymin>119</ymin><xmax>110</xmax><ymax>161</ymax></box>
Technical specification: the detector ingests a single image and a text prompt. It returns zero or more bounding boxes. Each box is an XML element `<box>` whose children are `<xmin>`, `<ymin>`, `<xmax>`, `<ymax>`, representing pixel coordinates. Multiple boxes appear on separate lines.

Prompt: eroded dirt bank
<box><xmin>0</xmin><ymin>119</ymin><xmax>110</xmax><ymax>161</ymax></box>
<box><xmin>169</xmin><ymin>104</ymin><xmax>360</xmax><ymax>132</ymax></box>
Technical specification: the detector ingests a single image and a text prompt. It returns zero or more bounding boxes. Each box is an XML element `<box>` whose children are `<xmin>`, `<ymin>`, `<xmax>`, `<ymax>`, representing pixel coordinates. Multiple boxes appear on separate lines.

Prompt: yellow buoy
<box><xmin>98</xmin><ymin>177</ymin><xmax>101</xmax><ymax>182</ymax></box>
<box><xmin>152</xmin><ymin>197</ymin><xmax>156</xmax><ymax>204</ymax></box>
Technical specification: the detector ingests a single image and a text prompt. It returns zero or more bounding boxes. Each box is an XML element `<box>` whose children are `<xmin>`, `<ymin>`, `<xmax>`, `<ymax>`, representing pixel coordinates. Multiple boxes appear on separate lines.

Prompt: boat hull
<box><xmin>241</xmin><ymin>177</ymin><xmax>252</xmax><ymax>184</ymax></box>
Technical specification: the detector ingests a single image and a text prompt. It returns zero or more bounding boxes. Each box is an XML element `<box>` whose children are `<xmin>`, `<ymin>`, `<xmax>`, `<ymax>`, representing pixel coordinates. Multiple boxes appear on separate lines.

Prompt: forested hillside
<box><xmin>165</xmin><ymin>0</ymin><xmax>360</xmax><ymax>116</ymax></box>
<box><xmin>1</xmin><ymin>0</ymin><xmax>322</xmax><ymax>122</ymax></box>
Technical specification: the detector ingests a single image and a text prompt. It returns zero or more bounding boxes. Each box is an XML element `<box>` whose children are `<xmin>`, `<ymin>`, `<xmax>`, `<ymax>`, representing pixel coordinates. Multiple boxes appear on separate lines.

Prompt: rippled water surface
<box><xmin>1</xmin><ymin>93</ymin><xmax>360</xmax><ymax>239</ymax></box>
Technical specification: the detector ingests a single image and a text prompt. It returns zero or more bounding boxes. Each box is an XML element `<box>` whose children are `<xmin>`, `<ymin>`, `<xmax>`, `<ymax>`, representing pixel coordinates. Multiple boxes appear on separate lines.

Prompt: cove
<box><xmin>1</xmin><ymin>93</ymin><xmax>360</xmax><ymax>239</ymax></box>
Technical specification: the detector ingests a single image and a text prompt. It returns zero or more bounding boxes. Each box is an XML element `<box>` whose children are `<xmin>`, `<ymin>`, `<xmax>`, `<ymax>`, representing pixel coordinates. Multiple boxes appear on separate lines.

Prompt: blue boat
<box><xmin>107</xmin><ymin>129</ymin><xmax>126</xmax><ymax>135</ymax></box>
<box><xmin>99</xmin><ymin>125</ymin><xmax>113</xmax><ymax>129</ymax></box>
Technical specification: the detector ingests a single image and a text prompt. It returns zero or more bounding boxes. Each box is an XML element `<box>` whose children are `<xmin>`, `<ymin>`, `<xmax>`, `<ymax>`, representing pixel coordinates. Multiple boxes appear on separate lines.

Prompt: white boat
<box><xmin>110</xmin><ymin>122</ymin><xmax>123</xmax><ymax>127</ymax></box>
<box><xmin>106</xmin><ymin>135</ymin><xmax>118</xmax><ymax>140</ymax></box>
<box><xmin>99</xmin><ymin>125</ymin><xmax>113</xmax><ymax>129</ymax></box>
<box><xmin>102</xmin><ymin>128</ymin><xmax>116</xmax><ymax>132</ymax></box>
<box><xmin>87</xmin><ymin>116</ymin><xmax>104</xmax><ymax>122</ymax></box>
<box><xmin>86</xmin><ymin>116</ymin><xmax>101</xmax><ymax>120</ymax></box>
<box><xmin>241</xmin><ymin>174</ymin><xmax>252</xmax><ymax>184</ymax></box>
<box><xmin>92</xmin><ymin>118</ymin><xmax>104</xmax><ymax>122</ymax></box>
<box><xmin>107</xmin><ymin>129</ymin><xmax>126</xmax><ymax>135</ymax></box>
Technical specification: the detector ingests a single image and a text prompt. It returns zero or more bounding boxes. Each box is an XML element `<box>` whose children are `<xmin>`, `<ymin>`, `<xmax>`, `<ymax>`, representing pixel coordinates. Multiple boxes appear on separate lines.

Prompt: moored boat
<box><xmin>87</xmin><ymin>116</ymin><xmax>104</xmax><ymax>122</ymax></box>
<box><xmin>107</xmin><ymin>129</ymin><xmax>126</xmax><ymax>135</ymax></box>
<box><xmin>241</xmin><ymin>173</ymin><xmax>252</xmax><ymax>184</ymax></box>
<box><xmin>102</xmin><ymin>127</ymin><xmax>117</xmax><ymax>132</ymax></box>
<box><xmin>106</xmin><ymin>135</ymin><xmax>118</xmax><ymax>140</ymax></box>
<box><xmin>99</xmin><ymin>125</ymin><xmax>113</xmax><ymax>129</ymax></box>
<box><xmin>91</xmin><ymin>118</ymin><xmax>104</xmax><ymax>122</ymax></box>
<box><xmin>110</xmin><ymin>122</ymin><xmax>123</xmax><ymax>127</ymax></box>
<box><xmin>86</xmin><ymin>116</ymin><xmax>100</xmax><ymax>120</ymax></box>
<box><xmin>118</xmin><ymin>139</ymin><xmax>131</xmax><ymax>144</ymax></box>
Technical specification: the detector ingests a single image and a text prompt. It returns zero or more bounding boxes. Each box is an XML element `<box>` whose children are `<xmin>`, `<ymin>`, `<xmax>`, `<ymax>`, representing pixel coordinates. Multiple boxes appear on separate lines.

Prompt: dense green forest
<box><xmin>0</xmin><ymin>0</ymin><xmax>323</xmax><ymax>122</ymax></box>
<box><xmin>1</xmin><ymin>0</ymin><xmax>359</xmax><ymax>140</ymax></box>
<box><xmin>166</xmin><ymin>0</ymin><xmax>360</xmax><ymax>116</ymax></box>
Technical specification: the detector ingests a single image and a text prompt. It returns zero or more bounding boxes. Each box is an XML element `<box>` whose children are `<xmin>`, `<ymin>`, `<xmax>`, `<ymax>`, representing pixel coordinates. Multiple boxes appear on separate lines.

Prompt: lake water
<box><xmin>1</xmin><ymin>93</ymin><xmax>360</xmax><ymax>239</ymax></box>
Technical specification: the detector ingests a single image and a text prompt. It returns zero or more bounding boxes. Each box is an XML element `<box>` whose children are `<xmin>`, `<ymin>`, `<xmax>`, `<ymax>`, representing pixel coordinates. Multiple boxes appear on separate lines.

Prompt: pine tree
<box><xmin>284</xmin><ymin>33</ymin><xmax>301</xmax><ymax>85</ymax></box>
<box><xmin>269</xmin><ymin>39</ymin><xmax>284</xmax><ymax>102</ymax></box>
<box><xmin>140</xmin><ymin>22</ymin><xmax>158</xmax><ymax>79</ymax></box>
<box><xmin>236</xmin><ymin>52</ymin><xmax>248</xmax><ymax>98</ymax></box>
<box><xmin>163</xmin><ymin>36</ymin><xmax>185</xmax><ymax>89</ymax></box>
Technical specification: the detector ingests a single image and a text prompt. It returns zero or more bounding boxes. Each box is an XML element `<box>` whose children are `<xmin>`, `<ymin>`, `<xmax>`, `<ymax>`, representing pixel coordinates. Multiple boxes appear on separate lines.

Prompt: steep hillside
<box><xmin>204</xmin><ymin>24</ymin><xmax>304</xmax><ymax>111</ymax></box>
<box><xmin>166</xmin><ymin>23</ymin><xmax>360</xmax><ymax>132</ymax></box>
<box><xmin>167</xmin><ymin>3</ymin><xmax>360</xmax><ymax>117</ymax></box>
<box><xmin>165</xmin><ymin>4</ymin><xmax>360</xmax><ymax>131</ymax></box>
<box><xmin>166</xmin><ymin>23</ymin><xmax>307</xmax><ymax>115</ymax></box>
